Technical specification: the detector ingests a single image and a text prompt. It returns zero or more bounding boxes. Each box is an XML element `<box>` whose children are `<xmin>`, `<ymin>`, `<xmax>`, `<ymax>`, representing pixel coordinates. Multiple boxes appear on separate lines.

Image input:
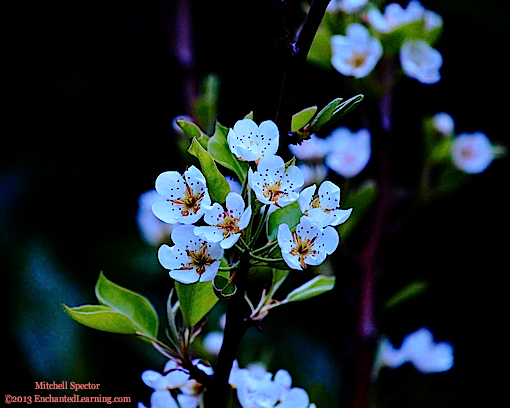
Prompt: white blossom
<box><xmin>298</xmin><ymin>181</ymin><xmax>352</xmax><ymax>228</ymax></box>
<box><xmin>152</xmin><ymin>166</ymin><xmax>211</xmax><ymax>225</ymax></box>
<box><xmin>367</xmin><ymin>1</ymin><xmax>425</xmax><ymax>33</ymax></box>
<box><xmin>451</xmin><ymin>132</ymin><xmax>495</xmax><ymax>174</ymax></box>
<box><xmin>137</xmin><ymin>190</ymin><xmax>177</xmax><ymax>246</ymax></box>
<box><xmin>227</xmin><ymin>118</ymin><xmax>279</xmax><ymax>162</ymax></box>
<box><xmin>278</xmin><ymin>216</ymin><xmax>339</xmax><ymax>270</ymax></box>
<box><xmin>325</xmin><ymin>127</ymin><xmax>371</xmax><ymax>178</ymax></box>
<box><xmin>432</xmin><ymin>112</ymin><xmax>455</xmax><ymax>136</ymax></box>
<box><xmin>248</xmin><ymin>155</ymin><xmax>304</xmax><ymax>209</ymax></box>
<box><xmin>331</xmin><ymin>23</ymin><xmax>383</xmax><ymax>78</ymax></box>
<box><xmin>229</xmin><ymin>361</ymin><xmax>315</xmax><ymax>408</ymax></box>
<box><xmin>288</xmin><ymin>134</ymin><xmax>331</xmax><ymax>161</ymax></box>
<box><xmin>139</xmin><ymin>360</ymin><xmax>212</xmax><ymax>408</ymax></box>
<box><xmin>327</xmin><ymin>0</ymin><xmax>368</xmax><ymax>14</ymax></box>
<box><xmin>400</xmin><ymin>39</ymin><xmax>442</xmax><ymax>84</ymax></box>
<box><xmin>194</xmin><ymin>192</ymin><xmax>252</xmax><ymax>249</ymax></box>
<box><xmin>377</xmin><ymin>328</ymin><xmax>454</xmax><ymax>373</ymax></box>
<box><xmin>158</xmin><ymin>225</ymin><xmax>223</xmax><ymax>284</ymax></box>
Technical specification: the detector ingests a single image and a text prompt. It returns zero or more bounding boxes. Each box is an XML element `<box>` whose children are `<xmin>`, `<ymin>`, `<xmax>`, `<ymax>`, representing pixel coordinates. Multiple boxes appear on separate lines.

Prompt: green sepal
<box><xmin>188</xmin><ymin>137</ymin><xmax>230</xmax><ymax>203</ymax></box>
<box><xmin>207</xmin><ymin>122</ymin><xmax>249</xmax><ymax>183</ymax></box>
<box><xmin>176</xmin><ymin>118</ymin><xmax>209</xmax><ymax>149</ymax></box>
<box><xmin>291</xmin><ymin>106</ymin><xmax>318</xmax><ymax>132</ymax></box>
<box><xmin>267</xmin><ymin>201</ymin><xmax>303</xmax><ymax>241</ymax></box>
<box><xmin>212</xmin><ymin>275</ymin><xmax>237</xmax><ymax>300</ymax></box>
<box><xmin>281</xmin><ymin>275</ymin><xmax>335</xmax><ymax>303</ymax></box>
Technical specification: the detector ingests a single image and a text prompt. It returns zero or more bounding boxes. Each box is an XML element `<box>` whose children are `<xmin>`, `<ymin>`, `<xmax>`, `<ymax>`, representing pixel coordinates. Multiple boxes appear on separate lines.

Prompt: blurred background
<box><xmin>3</xmin><ymin>0</ymin><xmax>508</xmax><ymax>406</ymax></box>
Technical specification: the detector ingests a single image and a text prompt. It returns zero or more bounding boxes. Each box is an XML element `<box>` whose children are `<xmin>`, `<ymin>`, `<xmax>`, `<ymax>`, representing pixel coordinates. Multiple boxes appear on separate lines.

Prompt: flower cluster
<box><xmin>289</xmin><ymin>127</ymin><xmax>371</xmax><ymax>182</ymax></box>
<box><xmin>138</xmin><ymin>359</ymin><xmax>212</xmax><ymax>408</ymax></box>
<box><xmin>429</xmin><ymin>112</ymin><xmax>499</xmax><ymax>174</ymax></box>
<box><xmin>328</xmin><ymin>0</ymin><xmax>443</xmax><ymax>83</ymax></box>
<box><xmin>229</xmin><ymin>361</ymin><xmax>316</xmax><ymax>408</ymax></box>
<box><xmin>375</xmin><ymin>327</ymin><xmax>454</xmax><ymax>374</ymax></box>
<box><xmin>152</xmin><ymin>118</ymin><xmax>351</xmax><ymax>281</ymax></box>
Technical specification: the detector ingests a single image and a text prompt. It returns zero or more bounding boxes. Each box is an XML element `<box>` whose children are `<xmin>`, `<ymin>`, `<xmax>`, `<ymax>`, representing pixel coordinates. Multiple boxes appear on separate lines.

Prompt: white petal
<box><xmin>163</xmin><ymin>369</ymin><xmax>190</xmax><ymax>389</ymax></box>
<box><xmin>225</xmin><ymin>192</ymin><xmax>246</xmax><ymax>217</ymax></box>
<box><xmin>199</xmin><ymin>260</ymin><xmax>220</xmax><ymax>282</ymax></box>
<box><xmin>170</xmin><ymin>269</ymin><xmax>200</xmax><ymax>284</ymax></box>
<box><xmin>258</xmin><ymin>120</ymin><xmax>279</xmax><ymax>157</ymax></box>
<box><xmin>298</xmin><ymin>185</ymin><xmax>316</xmax><ymax>213</ymax></box>
<box><xmin>330</xmin><ymin>208</ymin><xmax>353</xmax><ymax>226</ymax></box>
<box><xmin>202</xmin><ymin>203</ymin><xmax>224</xmax><ymax>226</ymax></box>
<box><xmin>152</xmin><ymin>200</ymin><xmax>180</xmax><ymax>224</ymax></box>
<box><xmin>282</xmin><ymin>249</ymin><xmax>303</xmax><ymax>270</ymax></box>
<box><xmin>183</xmin><ymin>165</ymin><xmax>207</xmax><ymax>188</ymax></box>
<box><xmin>150</xmin><ymin>391</ymin><xmax>179</xmax><ymax>408</ymax></box>
<box><xmin>158</xmin><ymin>244</ymin><xmax>188</xmax><ymax>270</ymax></box>
<box><xmin>155</xmin><ymin>171</ymin><xmax>185</xmax><ymax>200</ymax></box>
<box><xmin>174</xmin><ymin>211</ymin><xmax>205</xmax><ymax>225</ymax></box>
<box><xmin>194</xmin><ymin>226</ymin><xmax>224</xmax><ymax>243</ymax></box>
<box><xmin>318</xmin><ymin>180</ymin><xmax>341</xmax><ymax>210</ymax></box>
<box><xmin>279</xmin><ymin>387</ymin><xmax>310</xmax><ymax>408</ymax></box>
<box><xmin>171</xmin><ymin>225</ymin><xmax>202</xmax><ymax>250</ymax></box>
<box><xmin>320</xmin><ymin>226</ymin><xmax>339</xmax><ymax>255</ymax></box>
<box><xmin>207</xmin><ymin>241</ymin><xmax>224</xmax><ymax>260</ymax></box>
<box><xmin>277</xmin><ymin>223</ymin><xmax>293</xmax><ymax>252</ymax></box>
<box><xmin>238</xmin><ymin>205</ymin><xmax>252</xmax><ymax>230</ymax></box>
<box><xmin>141</xmin><ymin>370</ymin><xmax>166</xmax><ymax>390</ymax></box>
<box><xmin>221</xmin><ymin>233</ymin><xmax>240</xmax><ymax>249</ymax></box>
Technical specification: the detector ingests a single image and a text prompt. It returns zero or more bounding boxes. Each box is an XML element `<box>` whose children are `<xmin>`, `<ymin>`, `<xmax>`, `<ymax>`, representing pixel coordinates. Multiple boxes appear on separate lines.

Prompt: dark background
<box><xmin>3</xmin><ymin>0</ymin><xmax>508</xmax><ymax>406</ymax></box>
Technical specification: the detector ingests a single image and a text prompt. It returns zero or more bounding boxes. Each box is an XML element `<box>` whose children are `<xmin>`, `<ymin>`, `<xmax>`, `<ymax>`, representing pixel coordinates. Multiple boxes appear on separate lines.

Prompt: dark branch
<box><xmin>275</xmin><ymin>0</ymin><xmax>331</xmax><ymax>142</ymax></box>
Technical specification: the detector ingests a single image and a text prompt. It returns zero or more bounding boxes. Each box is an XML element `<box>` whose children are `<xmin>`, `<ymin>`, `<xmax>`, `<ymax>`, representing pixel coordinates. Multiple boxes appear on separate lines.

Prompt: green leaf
<box><xmin>308</xmin><ymin>98</ymin><xmax>343</xmax><ymax>132</ymax></box>
<box><xmin>63</xmin><ymin>304</ymin><xmax>142</xmax><ymax>335</ymax></box>
<box><xmin>282</xmin><ymin>275</ymin><xmax>335</xmax><ymax>303</ymax></box>
<box><xmin>176</xmin><ymin>118</ymin><xmax>209</xmax><ymax>149</ymax></box>
<box><xmin>95</xmin><ymin>272</ymin><xmax>159</xmax><ymax>338</ymax></box>
<box><xmin>330</xmin><ymin>94</ymin><xmax>364</xmax><ymax>124</ymax></box>
<box><xmin>175</xmin><ymin>280</ymin><xmax>219</xmax><ymax>327</ymax></box>
<box><xmin>307</xmin><ymin>25</ymin><xmax>334</xmax><ymax>68</ymax></box>
<box><xmin>384</xmin><ymin>281</ymin><xmax>428</xmax><ymax>310</ymax></box>
<box><xmin>291</xmin><ymin>106</ymin><xmax>318</xmax><ymax>132</ymax></box>
<box><xmin>267</xmin><ymin>201</ymin><xmax>303</xmax><ymax>241</ymax></box>
<box><xmin>207</xmin><ymin>122</ymin><xmax>249</xmax><ymax>183</ymax></box>
<box><xmin>188</xmin><ymin>137</ymin><xmax>230</xmax><ymax>203</ymax></box>
<box><xmin>212</xmin><ymin>275</ymin><xmax>237</xmax><ymax>300</ymax></box>
<box><xmin>244</xmin><ymin>111</ymin><xmax>254</xmax><ymax>120</ymax></box>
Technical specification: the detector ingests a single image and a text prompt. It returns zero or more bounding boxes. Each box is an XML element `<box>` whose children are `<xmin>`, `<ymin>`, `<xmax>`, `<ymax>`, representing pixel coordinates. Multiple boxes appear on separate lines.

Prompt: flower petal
<box><xmin>171</xmin><ymin>225</ymin><xmax>203</xmax><ymax>250</ymax></box>
<box><xmin>238</xmin><ymin>205</ymin><xmax>252</xmax><ymax>230</ymax></box>
<box><xmin>194</xmin><ymin>226</ymin><xmax>224</xmax><ymax>243</ymax></box>
<box><xmin>155</xmin><ymin>171</ymin><xmax>185</xmax><ymax>200</ymax></box>
<box><xmin>298</xmin><ymin>185</ymin><xmax>316</xmax><ymax>213</ymax></box>
<box><xmin>152</xmin><ymin>200</ymin><xmax>181</xmax><ymax>224</ymax></box>
<box><xmin>170</xmin><ymin>269</ymin><xmax>200</xmax><ymax>284</ymax></box>
<box><xmin>199</xmin><ymin>260</ymin><xmax>220</xmax><ymax>282</ymax></box>
<box><xmin>220</xmin><ymin>233</ymin><xmax>240</xmax><ymax>249</ymax></box>
<box><xmin>225</xmin><ymin>192</ymin><xmax>246</xmax><ymax>217</ymax></box>
<box><xmin>158</xmin><ymin>244</ymin><xmax>188</xmax><ymax>270</ymax></box>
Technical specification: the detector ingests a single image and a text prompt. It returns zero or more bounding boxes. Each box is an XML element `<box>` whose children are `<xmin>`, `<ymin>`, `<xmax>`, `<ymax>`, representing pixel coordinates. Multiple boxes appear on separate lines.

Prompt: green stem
<box><xmin>248</xmin><ymin>252</ymin><xmax>284</xmax><ymax>264</ymax></box>
<box><xmin>249</xmin><ymin>204</ymin><xmax>270</xmax><ymax>247</ymax></box>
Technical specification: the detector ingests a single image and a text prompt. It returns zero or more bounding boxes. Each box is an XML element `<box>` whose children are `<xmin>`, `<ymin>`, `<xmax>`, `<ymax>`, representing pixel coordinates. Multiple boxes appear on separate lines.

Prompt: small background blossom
<box><xmin>325</xmin><ymin>127</ymin><xmax>371</xmax><ymax>178</ymax></box>
<box><xmin>451</xmin><ymin>132</ymin><xmax>495</xmax><ymax>174</ymax></box>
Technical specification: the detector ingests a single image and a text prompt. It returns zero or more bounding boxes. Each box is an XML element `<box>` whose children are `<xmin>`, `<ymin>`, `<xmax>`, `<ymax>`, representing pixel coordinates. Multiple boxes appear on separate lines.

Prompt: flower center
<box><xmin>186</xmin><ymin>244</ymin><xmax>214</xmax><ymax>276</ymax></box>
<box><xmin>290</xmin><ymin>231</ymin><xmax>317</xmax><ymax>269</ymax></box>
<box><xmin>350</xmin><ymin>52</ymin><xmax>366</xmax><ymax>68</ymax></box>
<box><xmin>171</xmin><ymin>183</ymin><xmax>204</xmax><ymax>216</ymax></box>
<box><xmin>217</xmin><ymin>211</ymin><xmax>240</xmax><ymax>237</ymax></box>
<box><xmin>460</xmin><ymin>147</ymin><xmax>475</xmax><ymax>160</ymax></box>
<box><xmin>262</xmin><ymin>180</ymin><xmax>288</xmax><ymax>204</ymax></box>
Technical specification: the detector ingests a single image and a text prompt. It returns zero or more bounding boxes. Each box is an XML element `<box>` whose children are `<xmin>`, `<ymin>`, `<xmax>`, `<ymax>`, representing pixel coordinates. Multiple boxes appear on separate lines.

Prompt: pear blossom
<box><xmin>229</xmin><ymin>361</ymin><xmax>316</xmax><ymax>408</ymax></box>
<box><xmin>288</xmin><ymin>134</ymin><xmax>331</xmax><ymax>161</ymax></box>
<box><xmin>367</xmin><ymin>1</ymin><xmax>425</xmax><ymax>33</ymax></box>
<box><xmin>298</xmin><ymin>181</ymin><xmax>352</xmax><ymax>228</ymax></box>
<box><xmin>248</xmin><ymin>155</ymin><xmax>304</xmax><ymax>209</ymax></box>
<box><xmin>158</xmin><ymin>225</ymin><xmax>223</xmax><ymax>284</ymax></box>
<box><xmin>278</xmin><ymin>216</ymin><xmax>339</xmax><ymax>270</ymax></box>
<box><xmin>227</xmin><ymin>118</ymin><xmax>279</xmax><ymax>162</ymax></box>
<box><xmin>400</xmin><ymin>39</ymin><xmax>442</xmax><ymax>84</ymax></box>
<box><xmin>194</xmin><ymin>192</ymin><xmax>252</xmax><ymax>249</ymax></box>
<box><xmin>331</xmin><ymin>23</ymin><xmax>383</xmax><ymax>78</ymax></box>
<box><xmin>139</xmin><ymin>359</ymin><xmax>212</xmax><ymax>408</ymax></box>
<box><xmin>432</xmin><ymin>112</ymin><xmax>455</xmax><ymax>136</ymax></box>
<box><xmin>325</xmin><ymin>127</ymin><xmax>371</xmax><ymax>178</ymax></box>
<box><xmin>152</xmin><ymin>166</ymin><xmax>211</xmax><ymax>225</ymax></box>
<box><xmin>376</xmin><ymin>328</ymin><xmax>454</xmax><ymax>373</ymax></box>
<box><xmin>137</xmin><ymin>190</ymin><xmax>177</xmax><ymax>246</ymax></box>
<box><xmin>327</xmin><ymin>0</ymin><xmax>368</xmax><ymax>14</ymax></box>
<box><xmin>451</xmin><ymin>132</ymin><xmax>495</xmax><ymax>174</ymax></box>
